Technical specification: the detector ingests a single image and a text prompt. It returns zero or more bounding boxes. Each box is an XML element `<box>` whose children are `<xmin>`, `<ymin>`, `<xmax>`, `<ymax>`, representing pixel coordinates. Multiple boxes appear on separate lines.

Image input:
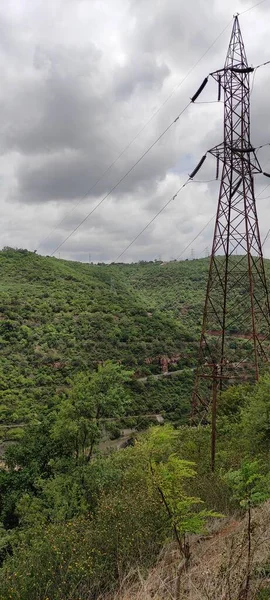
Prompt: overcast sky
<box><xmin>0</xmin><ymin>0</ymin><xmax>270</xmax><ymax>263</ymax></box>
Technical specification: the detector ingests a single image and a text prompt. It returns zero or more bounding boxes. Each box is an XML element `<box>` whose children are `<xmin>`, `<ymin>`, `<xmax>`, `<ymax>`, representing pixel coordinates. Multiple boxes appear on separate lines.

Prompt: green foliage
<box><xmin>225</xmin><ymin>460</ymin><xmax>270</xmax><ymax>599</ymax></box>
<box><xmin>0</xmin><ymin>518</ymin><xmax>95</xmax><ymax>600</ymax></box>
<box><xmin>225</xmin><ymin>460</ymin><xmax>270</xmax><ymax>510</ymax></box>
<box><xmin>52</xmin><ymin>361</ymin><xmax>132</xmax><ymax>463</ymax></box>
<box><xmin>150</xmin><ymin>454</ymin><xmax>221</xmax><ymax>538</ymax></box>
<box><xmin>0</xmin><ymin>249</ymin><xmax>207</xmax><ymax>430</ymax></box>
<box><xmin>1</xmin><ymin>250</ymin><xmax>270</xmax><ymax>598</ymax></box>
<box><xmin>257</xmin><ymin>591</ymin><xmax>270</xmax><ymax>600</ymax></box>
<box><xmin>239</xmin><ymin>376</ymin><xmax>270</xmax><ymax>455</ymax></box>
<box><xmin>138</xmin><ymin>427</ymin><xmax>222</xmax><ymax>551</ymax></box>
<box><xmin>0</xmin><ymin>426</ymin><xmax>223</xmax><ymax>599</ymax></box>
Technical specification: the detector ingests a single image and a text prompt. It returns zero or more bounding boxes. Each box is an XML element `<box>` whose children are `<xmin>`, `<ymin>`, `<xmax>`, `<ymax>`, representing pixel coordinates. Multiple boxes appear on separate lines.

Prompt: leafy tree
<box><xmin>52</xmin><ymin>361</ymin><xmax>132</xmax><ymax>463</ymax></box>
<box><xmin>225</xmin><ymin>460</ymin><xmax>270</xmax><ymax>600</ymax></box>
<box><xmin>139</xmin><ymin>427</ymin><xmax>222</xmax><ymax>598</ymax></box>
<box><xmin>239</xmin><ymin>376</ymin><xmax>270</xmax><ymax>455</ymax></box>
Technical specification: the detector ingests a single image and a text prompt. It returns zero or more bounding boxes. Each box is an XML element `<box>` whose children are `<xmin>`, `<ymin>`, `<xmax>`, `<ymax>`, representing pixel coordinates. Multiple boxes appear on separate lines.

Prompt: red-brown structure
<box><xmin>192</xmin><ymin>15</ymin><xmax>270</xmax><ymax>470</ymax></box>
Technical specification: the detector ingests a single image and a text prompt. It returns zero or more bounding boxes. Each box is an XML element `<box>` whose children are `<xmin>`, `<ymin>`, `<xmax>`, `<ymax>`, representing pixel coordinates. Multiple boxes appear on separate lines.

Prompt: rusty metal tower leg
<box><xmin>192</xmin><ymin>16</ymin><xmax>270</xmax><ymax>470</ymax></box>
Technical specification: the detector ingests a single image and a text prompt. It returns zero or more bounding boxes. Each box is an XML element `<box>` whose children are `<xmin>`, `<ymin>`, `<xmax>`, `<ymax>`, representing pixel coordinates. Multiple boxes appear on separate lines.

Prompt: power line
<box><xmin>257</xmin><ymin>59</ymin><xmax>270</xmax><ymax>68</ymax></box>
<box><xmin>49</xmin><ymin>103</ymin><xmax>191</xmax><ymax>256</ymax></box>
<box><xmin>250</xmin><ymin>59</ymin><xmax>270</xmax><ymax>97</ymax></box>
<box><xmin>112</xmin><ymin>6</ymin><xmax>270</xmax><ymax>266</ymax></box>
<box><xmin>262</xmin><ymin>229</ymin><xmax>270</xmax><ymax>246</ymax></box>
<box><xmin>256</xmin><ymin>181</ymin><xmax>270</xmax><ymax>196</ymax></box>
<box><xmin>114</xmin><ymin>179</ymin><xmax>191</xmax><ymax>262</ymax></box>
<box><xmin>260</xmin><ymin>182</ymin><xmax>270</xmax><ymax>247</ymax></box>
<box><xmin>114</xmin><ymin>177</ymin><xmax>220</xmax><ymax>263</ymax></box>
<box><xmin>37</xmin><ymin>19</ymin><xmax>233</xmax><ymax>253</ymax></box>
<box><xmin>191</xmin><ymin>178</ymin><xmax>218</xmax><ymax>183</ymax></box>
<box><xmin>176</xmin><ymin>215</ymin><xmax>215</xmax><ymax>260</ymax></box>
<box><xmin>109</xmin><ymin>163</ymin><xmax>270</xmax><ymax>265</ymax></box>
<box><xmin>239</xmin><ymin>0</ymin><xmax>269</xmax><ymax>15</ymax></box>
<box><xmin>47</xmin><ymin>67</ymin><xmax>270</xmax><ymax>259</ymax></box>
<box><xmin>176</xmin><ymin>175</ymin><xmax>270</xmax><ymax>261</ymax></box>
<box><xmin>250</xmin><ymin>67</ymin><xmax>258</xmax><ymax>95</ymax></box>
<box><xmin>38</xmin><ymin>3</ymin><xmax>268</xmax><ymax>256</ymax></box>
<box><xmin>194</xmin><ymin>100</ymin><xmax>221</xmax><ymax>104</ymax></box>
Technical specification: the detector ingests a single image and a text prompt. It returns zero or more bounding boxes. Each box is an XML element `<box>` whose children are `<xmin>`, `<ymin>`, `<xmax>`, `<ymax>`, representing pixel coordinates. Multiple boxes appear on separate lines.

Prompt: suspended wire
<box><xmin>259</xmin><ymin>181</ymin><xmax>270</xmax><ymax>248</ymax></box>
<box><xmin>256</xmin><ymin>142</ymin><xmax>270</xmax><ymax>150</ymax></box>
<box><xmin>105</xmin><ymin>62</ymin><xmax>270</xmax><ymax>264</ymax></box>
<box><xmin>38</xmin><ymin>3</ymin><xmax>269</xmax><ymax>256</ymax></box>
<box><xmin>114</xmin><ymin>176</ymin><xmax>220</xmax><ymax>262</ymax></box>
<box><xmin>50</xmin><ymin>104</ymin><xmax>191</xmax><ymax>256</ymax></box>
<box><xmin>109</xmin><ymin>160</ymin><xmax>270</xmax><ymax>265</ymax></box>
<box><xmin>190</xmin><ymin>178</ymin><xmax>219</xmax><ymax>183</ymax></box>
<box><xmin>175</xmin><ymin>171</ymin><xmax>270</xmax><ymax>261</ymax></box>
<box><xmin>262</xmin><ymin>229</ymin><xmax>270</xmax><ymax>246</ymax></box>
<box><xmin>172</xmin><ymin>2</ymin><xmax>270</xmax><ymax>263</ymax></box>
<box><xmin>114</xmin><ymin>179</ymin><xmax>191</xmax><ymax>263</ymax></box>
<box><xmin>256</xmin><ymin>59</ymin><xmax>270</xmax><ymax>68</ymax></box>
<box><xmin>262</xmin><ymin>231</ymin><xmax>270</xmax><ymax>249</ymax></box>
<box><xmin>176</xmin><ymin>215</ymin><xmax>215</xmax><ymax>261</ymax></box>
<box><xmin>37</xmin><ymin>18</ymin><xmax>233</xmax><ymax>252</ymax></box>
<box><xmin>239</xmin><ymin>0</ymin><xmax>269</xmax><ymax>15</ymax></box>
<box><xmin>250</xmin><ymin>67</ymin><xmax>257</xmax><ymax>95</ymax></box>
<box><xmin>193</xmin><ymin>101</ymin><xmax>222</xmax><ymax>104</ymax></box>
<box><xmin>210</xmin><ymin>59</ymin><xmax>270</xmax><ymax>79</ymax></box>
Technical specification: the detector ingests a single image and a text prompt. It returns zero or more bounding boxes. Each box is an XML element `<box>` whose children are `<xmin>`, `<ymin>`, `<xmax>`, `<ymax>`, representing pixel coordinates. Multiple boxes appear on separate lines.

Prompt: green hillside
<box><xmin>0</xmin><ymin>248</ymin><xmax>210</xmax><ymax>427</ymax></box>
<box><xmin>1</xmin><ymin>248</ymin><xmax>270</xmax><ymax>600</ymax></box>
<box><xmin>1</xmin><ymin>248</ymin><xmax>270</xmax><ymax>429</ymax></box>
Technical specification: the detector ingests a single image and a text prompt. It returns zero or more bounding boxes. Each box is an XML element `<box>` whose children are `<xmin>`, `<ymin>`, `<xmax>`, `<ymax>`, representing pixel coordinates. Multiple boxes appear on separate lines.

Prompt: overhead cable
<box><xmin>114</xmin><ymin>179</ymin><xmax>191</xmax><ymax>262</ymax></box>
<box><xmin>38</xmin><ymin>2</ymin><xmax>267</xmax><ymax>255</ymax></box>
<box><xmin>37</xmin><ymin>19</ymin><xmax>233</xmax><ymax>252</ymax></box>
<box><xmin>176</xmin><ymin>215</ymin><xmax>215</xmax><ymax>261</ymax></box>
<box><xmin>239</xmin><ymin>0</ymin><xmax>269</xmax><ymax>15</ymax></box>
<box><xmin>190</xmin><ymin>179</ymin><xmax>218</xmax><ymax>183</ymax></box>
<box><xmin>262</xmin><ymin>229</ymin><xmax>270</xmax><ymax>246</ymax></box>
<box><xmin>49</xmin><ymin>104</ymin><xmax>191</xmax><ymax>256</ymax></box>
<box><xmin>210</xmin><ymin>59</ymin><xmax>270</xmax><ymax>78</ymax></box>
<box><xmin>176</xmin><ymin>172</ymin><xmax>270</xmax><ymax>261</ymax></box>
<box><xmin>114</xmin><ymin>172</ymin><xmax>220</xmax><ymax>263</ymax></box>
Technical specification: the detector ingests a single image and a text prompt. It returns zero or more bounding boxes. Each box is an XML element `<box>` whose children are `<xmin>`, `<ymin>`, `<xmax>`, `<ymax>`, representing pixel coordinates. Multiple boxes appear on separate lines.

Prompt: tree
<box><xmin>52</xmin><ymin>361</ymin><xmax>132</xmax><ymax>463</ymax></box>
<box><xmin>239</xmin><ymin>376</ymin><xmax>270</xmax><ymax>455</ymax></box>
<box><xmin>139</xmin><ymin>426</ymin><xmax>222</xmax><ymax>598</ymax></box>
<box><xmin>225</xmin><ymin>460</ymin><xmax>270</xmax><ymax>600</ymax></box>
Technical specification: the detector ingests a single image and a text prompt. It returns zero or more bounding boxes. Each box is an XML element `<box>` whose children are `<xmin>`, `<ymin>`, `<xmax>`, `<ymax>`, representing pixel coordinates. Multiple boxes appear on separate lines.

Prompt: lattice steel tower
<box><xmin>192</xmin><ymin>15</ymin><xmax>270</xmax><ymax>469</ymax></box>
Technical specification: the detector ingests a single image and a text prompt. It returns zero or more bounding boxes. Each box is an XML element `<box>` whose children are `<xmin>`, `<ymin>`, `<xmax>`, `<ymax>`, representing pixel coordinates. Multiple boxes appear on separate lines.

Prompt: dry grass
<box><xmin>103</xmin><ymin>501</ymin><xmax>270</xmax><ymax>600</ymax></box>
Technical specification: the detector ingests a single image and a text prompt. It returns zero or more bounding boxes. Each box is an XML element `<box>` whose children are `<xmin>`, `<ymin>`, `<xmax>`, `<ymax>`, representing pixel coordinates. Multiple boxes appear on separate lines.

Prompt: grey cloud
<box><xmin>15</xmin><ymin>119</ymin><xmax>185</xmax><ymax>203</ymax></box>
<box><xmin>0</xmin><ymin>43</ymin><xmax>103</xmax><ymax>155</ymax></box>
<box><xmin>0</xmin><ymin>0</ymin><xmax>269</xmax><ymax>264</ymax></box>
<box><xmin>114</xmin><ymin>53</ymin><xmax>170</xmax><ymax>98</ymax></box>
<box><xmin>128</xmin><ymin>0</ymin><xmax>225</xmax><ymax>70</ymax></box>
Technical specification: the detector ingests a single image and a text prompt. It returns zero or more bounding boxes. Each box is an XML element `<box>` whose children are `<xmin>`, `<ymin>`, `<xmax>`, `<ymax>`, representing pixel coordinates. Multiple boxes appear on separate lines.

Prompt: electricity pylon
<box><xmin>192</xmin><ymin>15</ymin><xmax>270</xmax><ymax>470</ymax></box>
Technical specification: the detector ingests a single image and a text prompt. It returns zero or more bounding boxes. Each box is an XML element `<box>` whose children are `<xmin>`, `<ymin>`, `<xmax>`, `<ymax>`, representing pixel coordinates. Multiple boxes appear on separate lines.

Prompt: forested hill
<box><xmin>1</xmin><ymin>247</ymin><xmax>269</xmax><ymax>424</ymax></box>
<box><xmin>1</xmin><ymin>247</ymin><xmax>270</xmax><ymax>600</ymax></box>
<box><xmin>0</xmin><ymin>248</ymin><xmax>210</xmax><ymax>424</ymax></box>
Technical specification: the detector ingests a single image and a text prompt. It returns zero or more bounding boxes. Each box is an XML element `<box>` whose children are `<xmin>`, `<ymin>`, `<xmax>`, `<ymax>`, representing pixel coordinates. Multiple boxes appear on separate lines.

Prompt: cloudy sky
<box><xmin>1</xmin><ymin>0</ymin><xmax>270</xmax><ymax>263</ymax></box>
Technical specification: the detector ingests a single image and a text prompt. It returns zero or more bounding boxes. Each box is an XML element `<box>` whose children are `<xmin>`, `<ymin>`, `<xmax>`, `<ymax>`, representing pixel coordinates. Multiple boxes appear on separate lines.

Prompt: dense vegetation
<box><xmin>0</xmin><ymin>248</ymin><xmax>270</xmax><ymax>599</ymax></box>
<box><xmin>0</xmin><ymin>373</ymin><xmax>269</xmax><ymax>599</ymax></box>
<box><xmin>0</xmin><ymin>248</ymin><xmax>210</xmax><ymax>432</ymax></box>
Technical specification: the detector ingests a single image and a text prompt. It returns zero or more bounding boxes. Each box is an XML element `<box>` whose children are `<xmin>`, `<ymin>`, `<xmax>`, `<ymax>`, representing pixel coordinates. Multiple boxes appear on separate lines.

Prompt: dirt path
<box><xmin>137</xmin><ymin>367</ymin><xmax>195</xmax><ymax>383</ymax></box>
